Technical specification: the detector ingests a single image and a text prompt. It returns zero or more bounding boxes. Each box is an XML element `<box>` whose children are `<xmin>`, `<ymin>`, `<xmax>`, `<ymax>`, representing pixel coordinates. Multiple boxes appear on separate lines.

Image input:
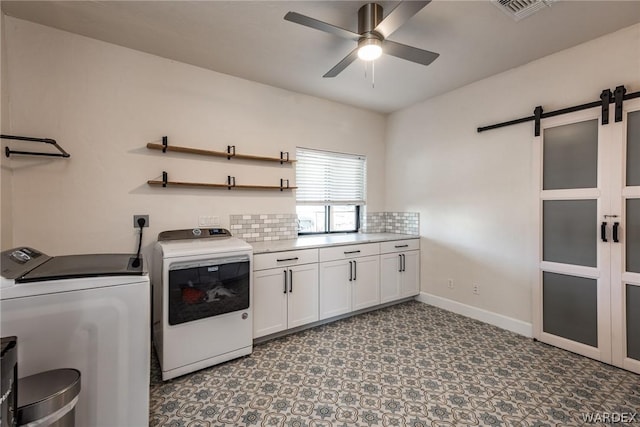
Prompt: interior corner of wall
<box><xmin>0</xmin><ymin>12</ymin><xmax>14</xmax><ymax>249</ymax></box>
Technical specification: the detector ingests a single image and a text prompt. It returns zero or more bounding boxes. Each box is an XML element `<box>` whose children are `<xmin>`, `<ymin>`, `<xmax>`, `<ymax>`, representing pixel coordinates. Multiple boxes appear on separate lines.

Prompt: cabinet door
<box><xmin>253</xmin><ymin>269</ymin><xmax>288</xmax><ymax>338</ymax></box>
<box><xmin>319</xmin><ymin>260</ymin><xmax>351</xmax><ymax>320</ymax></box>
<box><xmin>352</xmin><ymin>255</ymin><xmax>380</xmax><ymax>311</ymax></box>
<box><xmin>380</xmin><ymin>253</ymin><xmax>402</xmax><ymax>303</ymax></box>
<box><xmin>401</xmin><ymin>251</ymin><xmax>420</xmax><ymax>297</ymax></box>
<box><xmin>288</xmin><ymin>264</ymin><xmax>319</xmax><ymax>329</ymax></box>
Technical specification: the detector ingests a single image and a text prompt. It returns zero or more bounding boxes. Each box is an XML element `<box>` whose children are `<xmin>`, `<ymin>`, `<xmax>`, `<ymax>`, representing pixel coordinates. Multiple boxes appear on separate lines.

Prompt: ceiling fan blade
<box><xmin>284</xmin><ymin>12</ymin><xmax>360</xmax><ymax>41</ymax></box>
<box><xmin>323</xmin><ymin>48</ymin><xmax>359</xmax><ymax>78</ymax></box>
<box><xmin>383</xmin><ymin>40</ymin><xmax>439</xmax><ymax>66</ymax></box>
<box><xmin>374</xmin><ymin>1</ymin><xmax>431</xmax><ymax>39</ymax></box>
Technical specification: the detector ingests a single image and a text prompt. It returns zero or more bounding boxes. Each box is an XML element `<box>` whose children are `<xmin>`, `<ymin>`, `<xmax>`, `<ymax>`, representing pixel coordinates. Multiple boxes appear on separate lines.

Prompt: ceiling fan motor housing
<box><xmin>358</xmin><ymin>3</ymin><xmax>384</xmax><ymax>38</ymax></box>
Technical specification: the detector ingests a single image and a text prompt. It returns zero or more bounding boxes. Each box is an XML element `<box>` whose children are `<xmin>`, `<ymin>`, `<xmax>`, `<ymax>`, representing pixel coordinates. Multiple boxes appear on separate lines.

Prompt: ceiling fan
<box><xmin>284</xmin><ymin>1</ymin><xmax>439</xmax><ymax>78</ymax></box>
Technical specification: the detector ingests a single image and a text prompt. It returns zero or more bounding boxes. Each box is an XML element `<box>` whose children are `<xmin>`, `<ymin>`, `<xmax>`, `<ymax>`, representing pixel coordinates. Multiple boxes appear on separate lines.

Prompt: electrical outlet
<box><xmin>133</xmin><ymin>215</ymin><xmax>149</xmax><ymax>228</ymax></box>
<box><xmin>447</xmin><ymin>279</ymin><xmax>454</xmax><ymax>289</ymax></box>
<box><xmin>198</xmin><ymin>215</ymin><xmax>221</xmax><ymax>227</ymax></box>
<box><xmin>473</xmin><ymin>284</ymin><xmax>480</xmax><ymax>295</ymax></box>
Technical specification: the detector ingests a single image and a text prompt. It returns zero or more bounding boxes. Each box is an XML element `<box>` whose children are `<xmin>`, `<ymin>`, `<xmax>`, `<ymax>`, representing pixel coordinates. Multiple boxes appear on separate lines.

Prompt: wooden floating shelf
<box><xmin>148</xmin><ymin>180</ymin><xmax>297</xmax><ymax>191</ymax></box>
<box><xmin>147</xmin><ymin>137</ymin><xmax>296</xmax><ymax>164</ymax></box>
<box><xmin>148</xmin><ymin>172</ymin><xmax>296</xmax><ymax>192</ymax></box>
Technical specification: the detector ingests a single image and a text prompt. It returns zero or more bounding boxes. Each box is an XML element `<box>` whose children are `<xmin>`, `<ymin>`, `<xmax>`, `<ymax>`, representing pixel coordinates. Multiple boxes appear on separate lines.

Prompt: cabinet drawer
<box><xmin>380</xmin><ymin>239</ymin><xmax>420</xmax><ymax>254</ymax></box>
<box><xmin>254</xmin><ymin>249</ymin><xmax>319</xmax><ymax>271</ymax></box>
<box><xmin>319</xmin><ymin>243</ymin><xmax>379</xmax><ymax>263</ymax></box>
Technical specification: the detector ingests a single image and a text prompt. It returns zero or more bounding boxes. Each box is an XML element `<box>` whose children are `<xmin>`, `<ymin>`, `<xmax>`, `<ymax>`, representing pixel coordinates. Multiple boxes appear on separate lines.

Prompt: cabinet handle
<box><xmin>395</xmin><ymin>244</ymin><xmax>409</xmax><ymax>248</ymax></box>
<box><xmin>402</xmin><ymin>254</ymin><xmax>406</xmax><ymax>272</ymax></box>
<box><xmin>344</xmin><ymin>250</ymin><xmax>361</xmax><ymax>255</ymax></box>
<box><xmin>283</xmin><ymin>270</ymin><xmax>288</xmax><ymax>294</ymax></box>
<box><xmin>277</xmin><ymin>257</ymin><xmax>299</xmax><ymax>262</ymax></box>
<box><xmin>353</xmin><ymin>260</ymin><xmax>357</xmax><ymax>281</ymax></box>
<box><xmin>601</xmin><ymin>222</ymin><xmax>608</xmax><ymax>242</ymax></box>
<box><xmin>349</xmin><ymin>261</ymin><xmax>353</xmax><ymax>282</ymax></box>
<box><xmin>289</xmin><ymin>269</ymin><xmax>293</xmax><ymax>292</ymax></box>
<box><xmin>613</xmin><ymin>222</ymin><xmax>620</xmax><ymax>243</ymax></box>
<box><xmin>398</xmin><ymin>254</ymin><xmax>402</xmax><ymax>272</ymax></box>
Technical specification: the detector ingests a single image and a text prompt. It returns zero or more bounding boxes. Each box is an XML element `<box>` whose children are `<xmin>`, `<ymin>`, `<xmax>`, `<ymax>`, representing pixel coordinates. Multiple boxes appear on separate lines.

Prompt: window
<box><xmin>296</xmin><ymin>147</ymin><xmax>366</xmax><ymax>234</ymax></box>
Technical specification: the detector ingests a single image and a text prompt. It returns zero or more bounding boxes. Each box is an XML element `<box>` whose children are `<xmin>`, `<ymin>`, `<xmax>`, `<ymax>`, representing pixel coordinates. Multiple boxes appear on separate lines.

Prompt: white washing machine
<box><xmin>0</xmin><ymin>247</ymin><xmax>150</xmax><ymax>427</ymax></box>
<box><xmin>153</xmin><ymin>228</ymin><xmax>253</xmax><ymax>381</ymax></box>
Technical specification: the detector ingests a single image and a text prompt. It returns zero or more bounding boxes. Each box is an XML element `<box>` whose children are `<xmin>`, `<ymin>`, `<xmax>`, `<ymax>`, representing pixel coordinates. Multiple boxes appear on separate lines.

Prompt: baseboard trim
<box><xmin>416</xmin><ymin>292</ymin><xmax>532</xmax><ymax>338</ymax></box>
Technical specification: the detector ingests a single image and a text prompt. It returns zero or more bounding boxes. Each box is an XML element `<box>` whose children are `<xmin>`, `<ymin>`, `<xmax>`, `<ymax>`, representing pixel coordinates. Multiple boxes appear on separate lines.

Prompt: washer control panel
<box><xmin>157</xmin><ymin>228</ymin><xmax>232</xmax><ymax>242</ymax></box>
<box><xmin>1</xmin><ymin>247</ymin><xmax>51</xmax><ymax>280</ymax></box>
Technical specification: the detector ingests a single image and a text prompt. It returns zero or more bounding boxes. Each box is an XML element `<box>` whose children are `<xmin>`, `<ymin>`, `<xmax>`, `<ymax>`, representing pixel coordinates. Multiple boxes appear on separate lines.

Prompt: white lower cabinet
<box><xmin>253</xmin><ymin>250</ymin><xmax>319</xmax><ymax>338</ymax></box>
<box><xmin>400</xmin><ymin>251</ymin><xmax>420</xmax><ymax>297</ymax></box>
<box><xmin>254</xmin><ymin>238</ymin><xmax>420</xmax><ymax>338</ymax></box>
<box><xmin>317</xmin><ymin>260</ymin><xmax>351</xmax><ymax>319</ymax></box>
<box><xmin>319</xmin><ymin>244</ymin><xmax>380</xmax><ymax>320</ymax></box>
<box><xmin>380</xmin><ymin>239</ymin><xmax>420</xmax><ymax>303</ymax></box>
<box><xmin>353</xmin><ymin>256</ymin><xmax>381</xmax><ymax>310</ymax></box>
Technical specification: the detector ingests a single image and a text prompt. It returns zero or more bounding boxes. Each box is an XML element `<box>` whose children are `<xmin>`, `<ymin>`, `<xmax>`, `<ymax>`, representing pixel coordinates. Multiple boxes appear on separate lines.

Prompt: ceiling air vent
<box><xmin>492</xmin><ymin>0</ymin><xmax>554</xmax><ymax>21</ymax></box>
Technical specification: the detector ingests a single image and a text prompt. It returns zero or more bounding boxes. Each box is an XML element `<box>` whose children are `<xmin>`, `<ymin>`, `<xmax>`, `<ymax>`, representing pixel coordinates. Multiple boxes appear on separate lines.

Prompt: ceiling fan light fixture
<box><xmin>357</xmin><ymin>38</ymin><xmax>382</xmax><ymax>61</ymax></box>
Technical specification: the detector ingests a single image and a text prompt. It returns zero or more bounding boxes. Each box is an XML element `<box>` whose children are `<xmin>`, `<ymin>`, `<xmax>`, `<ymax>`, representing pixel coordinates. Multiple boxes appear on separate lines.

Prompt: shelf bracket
<box><xmin>227</xmin><ymin>175</ymin><xmax>236</xmax><ymax>190</ymax></box>
<box><xmin>1</xmin><ymin>134</ymin><xmax>71</xmax><ymax>158</ymax></box>
<box><xmin>280</xmin><ymin>151</ymin><xmax>289</xmax><ymax>164</ymax></box>
<box><xmin>162</xmin><ymin>171</ymin><xmax>168</xmax><ymax>187</ymax></box>
<box><xmin>162</xmin><ymin>136</ymin><xmax>168</xmax><ymax>153</ymax></box>
<box><xmin>280</xmin><ymin>179</ymin><xmax>290</xmax><ymax>191</ymax></box>
<box><xmin>614</xmin><ymin>85</ymin><xmax>627</xmax><ymax>123</ymax></box>
<box><xmin>227</xmin><ymin>145</ymin><xmax>236</xmax><ymax>160</ymax></box>
<box><xmin>600</xmin><ymin>89</ymin><xmax>612</xmax><ymax>125</ymax></box>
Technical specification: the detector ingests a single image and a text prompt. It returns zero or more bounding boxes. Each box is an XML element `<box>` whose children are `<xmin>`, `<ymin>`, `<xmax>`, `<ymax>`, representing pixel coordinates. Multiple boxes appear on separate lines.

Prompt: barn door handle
<box><xmin>613</xmin><ymin>222</ymin><xmax>619</xmax><ymax>243</ymax></box>
<box><xmin>601</xmin><ymin>222</ymin><xmax>608</xmax><ymax>242</ymax></box>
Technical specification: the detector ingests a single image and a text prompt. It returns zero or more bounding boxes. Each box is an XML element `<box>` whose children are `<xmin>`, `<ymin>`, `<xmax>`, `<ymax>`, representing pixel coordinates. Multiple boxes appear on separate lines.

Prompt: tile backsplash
<box><xmin>229</xmin><ymin>214</ymin><xmax>297</xmax><ymax>242</ymax></box>
<box><xmin>361</xmin><ymin>211</ymin><xmax>419</xmax><ymax>235</ymax></box>
<box><xmin>230</xmin><ymin>211</ymin><xmax>419</xmax><ymax>242</ymax></box>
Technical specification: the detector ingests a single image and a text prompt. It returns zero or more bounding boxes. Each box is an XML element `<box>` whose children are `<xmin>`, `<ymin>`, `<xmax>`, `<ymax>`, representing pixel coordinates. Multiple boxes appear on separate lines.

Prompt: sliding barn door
<box><xmin>533</xmin><ymin>108</ymin><xmax>612</xmax><ymax>363</ymax></box>
<box><xmin>534</xmin><ymin>99</ymin><xmax>640</xmax><ymax>374</ymax></box>
<box><xmin>611</xmin><ymin>98</ymin><xmax>640</xmax><ymax>374</ymax></box>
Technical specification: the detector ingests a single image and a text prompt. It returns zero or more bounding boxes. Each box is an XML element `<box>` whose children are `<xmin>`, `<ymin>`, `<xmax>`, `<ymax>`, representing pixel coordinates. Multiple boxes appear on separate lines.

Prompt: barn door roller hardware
<box><xmin>477</xmin><ymin>85</ymin><xmax>640</xmax><ymax>136</ymax></box>
<box><xmin>1</xmin><ymin>134</ymin><xmax>71</xmax><ymax>158</ymax></box>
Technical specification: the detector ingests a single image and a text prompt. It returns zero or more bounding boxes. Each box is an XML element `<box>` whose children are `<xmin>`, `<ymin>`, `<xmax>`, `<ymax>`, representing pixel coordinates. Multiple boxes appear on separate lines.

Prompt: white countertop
<box><xmin>250</xmin><ymin>233</ymin><xmax>419</xmax><ymax>254</ymax></box>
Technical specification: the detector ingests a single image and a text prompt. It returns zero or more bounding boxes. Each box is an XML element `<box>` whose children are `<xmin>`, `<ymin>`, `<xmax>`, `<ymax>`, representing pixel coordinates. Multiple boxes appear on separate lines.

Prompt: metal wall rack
<box><xmin>477</xmin><ymin>85</ymin><xmax>640</xmax><ymax>136</ymax></box>
<box><xmin>148</xmin><ymin>172</ymin><xmax>295</xmax><ymax>191</ymax></box>
<box><xmin>1</xmin><ymin>134</ymin><xmax>71</xmax><ymax>158</ymax></box>
<box><xmin>147</xmin><ymin>136</ymin><xmax>295</xmax><ymax>164</ymax></box>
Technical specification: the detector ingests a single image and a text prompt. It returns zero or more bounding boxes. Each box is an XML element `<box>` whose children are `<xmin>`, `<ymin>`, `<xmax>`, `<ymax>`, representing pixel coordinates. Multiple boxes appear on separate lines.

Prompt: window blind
<box><xmin>296</xmin><ymin>147</ymin><xmax>366</xmax><ymax>206</ymax></box>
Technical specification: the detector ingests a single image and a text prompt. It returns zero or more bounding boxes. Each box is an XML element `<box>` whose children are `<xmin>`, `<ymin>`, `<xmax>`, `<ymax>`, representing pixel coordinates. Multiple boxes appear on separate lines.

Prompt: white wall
<box><xmin>1</xmin><ymin>16</ymin><xmax>386</xmax><ymax>256</ymax></box>
<box><xmin>386</xmin><ymin>23</ymin><xmax>640</xmax><ymax>324</ymax></box>
<box><xmin>1</xmin><ymin>14</ymin><xmax>13</xmax><ymax>250</ymax></box>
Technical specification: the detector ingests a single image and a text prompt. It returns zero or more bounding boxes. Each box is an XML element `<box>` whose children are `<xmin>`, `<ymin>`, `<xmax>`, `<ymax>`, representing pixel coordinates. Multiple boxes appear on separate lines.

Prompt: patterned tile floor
<box><xmin>149</xmin><ymin>301</ymin><xmax>640</xmax><ymax>426</ymax></box>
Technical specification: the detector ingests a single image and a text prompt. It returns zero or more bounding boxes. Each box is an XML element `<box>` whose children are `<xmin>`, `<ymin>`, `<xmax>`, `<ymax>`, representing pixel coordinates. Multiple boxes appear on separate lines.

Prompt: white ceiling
<box><xmin>2</xmin><ymin>1</ymin><xmax>640</xmax><ymax>113</ymax></box>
